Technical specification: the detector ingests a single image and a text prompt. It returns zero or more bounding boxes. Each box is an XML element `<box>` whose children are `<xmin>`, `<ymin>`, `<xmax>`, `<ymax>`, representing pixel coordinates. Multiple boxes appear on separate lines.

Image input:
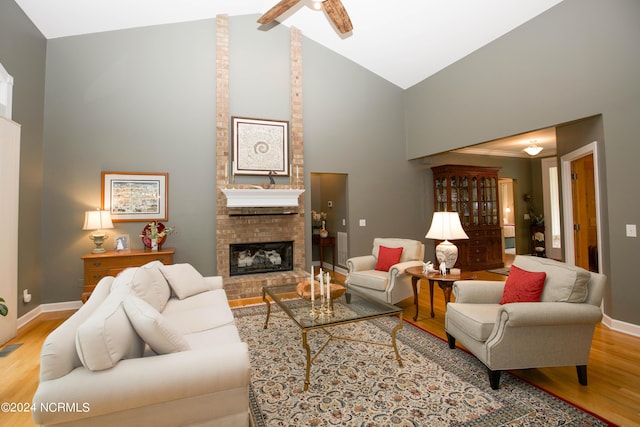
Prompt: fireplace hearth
<box><xmin>229</xmin><ymin>241</ymin><xmax>294</xmax><ymax>276</ymax></box>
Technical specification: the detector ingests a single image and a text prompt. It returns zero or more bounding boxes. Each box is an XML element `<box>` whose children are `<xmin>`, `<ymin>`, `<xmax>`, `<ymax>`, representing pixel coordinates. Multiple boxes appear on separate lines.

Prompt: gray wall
<box><xmin>405</xmin><ymin>0</ymin><xmax>640</xmax><ymax>325</ymax></box>
<box><xmin>0</xmin><ymin>0</ymin><xmax>47</xmax><ymax>317</ymax></box>
<box><xmin>39</xmin><ymin>15</ymin><xmax>423</xmax><ymax>304</ymax></box>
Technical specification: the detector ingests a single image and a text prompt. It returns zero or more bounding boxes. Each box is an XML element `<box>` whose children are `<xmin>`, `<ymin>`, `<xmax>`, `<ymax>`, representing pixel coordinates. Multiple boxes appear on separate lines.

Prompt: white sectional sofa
<box><xmin>32</xmin><ymin>262</ymin><xmax>250</xmax><ymax>427</ymax></box>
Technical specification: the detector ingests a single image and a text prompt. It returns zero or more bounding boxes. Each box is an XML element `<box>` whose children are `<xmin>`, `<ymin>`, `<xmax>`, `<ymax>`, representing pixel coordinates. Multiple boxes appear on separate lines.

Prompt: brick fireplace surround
<box><xmin>215</xmin><ymin>16</ymin><xmax>307</xmax><ymax>300</ymax></box>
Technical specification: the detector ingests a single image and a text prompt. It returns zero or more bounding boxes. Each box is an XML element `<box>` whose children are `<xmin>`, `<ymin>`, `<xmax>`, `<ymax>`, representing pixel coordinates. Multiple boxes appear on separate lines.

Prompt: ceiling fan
<box><xmin>258</xmin><ymin>0</ymin><xmax>353</xmax><ymax>34</ymax></box>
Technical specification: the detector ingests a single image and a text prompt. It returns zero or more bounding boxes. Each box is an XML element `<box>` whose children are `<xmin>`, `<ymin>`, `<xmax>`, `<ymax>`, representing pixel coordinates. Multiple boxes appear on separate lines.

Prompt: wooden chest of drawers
<box><xmin>81</xmin><ymin>248</ymin><xmax>175</xmax><ymax>302</ymax></box>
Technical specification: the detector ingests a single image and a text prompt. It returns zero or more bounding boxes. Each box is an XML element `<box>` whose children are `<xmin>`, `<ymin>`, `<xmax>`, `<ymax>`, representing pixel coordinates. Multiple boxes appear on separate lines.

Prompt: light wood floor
<box><xmin>2</xmin><ymin>270</ymin><xmax>639</xmax><ymax>427</ymax></box>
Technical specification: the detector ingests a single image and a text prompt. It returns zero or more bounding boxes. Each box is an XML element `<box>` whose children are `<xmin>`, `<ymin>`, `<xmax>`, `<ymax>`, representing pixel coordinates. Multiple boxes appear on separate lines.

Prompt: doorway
<box><xmin>561</xmin><ymin>142</ymin><xmax>602</xmax><ymax>272</ymax></box>
<box><xmin>310</xmin><ymin>173</ymin><xmax>349</xmax><ymax>271</ymax></box>
<box><xmin>499</xmin><ymin>179</ymin><xmax>516</xmax><ymax>266</ymax></box>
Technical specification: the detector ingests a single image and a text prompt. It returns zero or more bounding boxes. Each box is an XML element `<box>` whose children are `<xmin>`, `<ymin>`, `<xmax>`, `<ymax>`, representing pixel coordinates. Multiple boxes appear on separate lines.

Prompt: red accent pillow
<box><xmin>500</xmin><ymin>265</ymin><xmax>547</xmax><ymax>304</ymax></box>
<box><xmin>375</xmin><ymin>246</ymin><xmax>404</xmax><ymax>272</ymax></box>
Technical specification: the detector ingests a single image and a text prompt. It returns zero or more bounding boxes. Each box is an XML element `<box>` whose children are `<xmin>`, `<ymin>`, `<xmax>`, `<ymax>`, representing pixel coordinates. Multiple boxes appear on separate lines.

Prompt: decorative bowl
<box><xmin>296</xmin><ymin>280</ymin><xmax>346</xmax><ymax>301</ymax></box>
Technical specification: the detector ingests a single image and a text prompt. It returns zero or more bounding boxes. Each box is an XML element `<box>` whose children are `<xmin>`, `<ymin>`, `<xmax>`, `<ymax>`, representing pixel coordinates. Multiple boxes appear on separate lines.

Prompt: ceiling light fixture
<box><xmin>311</xmin><ymin>0</ymin><xmax>323</xmax><ymax>11</ymax></box>
<box><xmin>524</xmin><ymin>141</ymin><xmax>543</xmax><ymax>156</ymax></box>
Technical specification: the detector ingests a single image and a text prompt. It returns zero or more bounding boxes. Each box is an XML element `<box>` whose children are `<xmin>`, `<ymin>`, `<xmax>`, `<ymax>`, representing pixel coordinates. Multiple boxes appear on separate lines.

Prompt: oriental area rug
<box><xmin>233</xmin><ymin>304</ymin><xmax>613</xmax><ymax>427</ymax></box>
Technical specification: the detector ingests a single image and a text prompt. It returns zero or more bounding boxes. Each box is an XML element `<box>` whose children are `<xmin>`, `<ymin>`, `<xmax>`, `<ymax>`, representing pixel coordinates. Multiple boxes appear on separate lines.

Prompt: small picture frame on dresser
<box><xmin>115</xmin><ymin>234</ymin><xmax>130</xmax><ymax>251</ymax></box>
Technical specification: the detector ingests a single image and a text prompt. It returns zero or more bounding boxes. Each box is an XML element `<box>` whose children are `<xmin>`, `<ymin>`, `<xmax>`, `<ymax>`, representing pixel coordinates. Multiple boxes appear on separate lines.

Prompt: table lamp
<box><xmin>425</xmin><ymin>212</ymin><xmax>469</xmax><ymax>271</ymax></box>
<box><xmin>83</xmin><ymin>209</ymin><xmax>114</xmax><ymax>253</ymax></box>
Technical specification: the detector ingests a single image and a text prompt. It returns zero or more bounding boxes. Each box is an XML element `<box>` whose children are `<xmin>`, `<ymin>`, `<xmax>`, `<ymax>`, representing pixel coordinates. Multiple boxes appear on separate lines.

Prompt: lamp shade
<box><xmin>425</xmin><ymin>212</ymin><xmax>469</xmax><ymax>241</ymax></box>
<box><xmin>83</xmin><ymin>210</ymin><xmax>114</xmax><ymax>230</ymax></box>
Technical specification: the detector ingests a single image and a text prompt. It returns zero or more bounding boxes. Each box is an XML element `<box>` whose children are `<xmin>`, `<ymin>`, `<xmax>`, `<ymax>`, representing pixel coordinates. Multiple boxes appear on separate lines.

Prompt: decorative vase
<box><xmin>319</xmin><ymin>229</ymin><xmax>329</xmax><ymax>238</ymax></box>
<box><xmin>151</xmin><ymin>238</ymin><xmax>158</xmax><ymax>252</ymax></box>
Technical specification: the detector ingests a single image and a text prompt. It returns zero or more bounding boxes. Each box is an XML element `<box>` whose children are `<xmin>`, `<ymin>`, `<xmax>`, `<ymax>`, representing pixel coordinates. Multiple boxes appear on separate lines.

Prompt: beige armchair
<box><xmin>445</xmin><ymin>255</ymin><xmax>606</xmax><ymax>389</ymax></box>
<box><xmin>345</xmin><ymin>238</ymin><xmax>425</xmax><ymax>305</ymax></box>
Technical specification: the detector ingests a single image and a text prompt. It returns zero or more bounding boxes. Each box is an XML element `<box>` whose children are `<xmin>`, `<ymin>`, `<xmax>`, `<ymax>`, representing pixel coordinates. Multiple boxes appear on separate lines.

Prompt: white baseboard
<box><xmin>602</xmin><ymin>313</ymin><xmax>640</xmax><ymax>338</ymax></box>
<box><xmin>17</xmin><ymin>301</ymin><xmax>82</xmax><ymax>331</ymax></box>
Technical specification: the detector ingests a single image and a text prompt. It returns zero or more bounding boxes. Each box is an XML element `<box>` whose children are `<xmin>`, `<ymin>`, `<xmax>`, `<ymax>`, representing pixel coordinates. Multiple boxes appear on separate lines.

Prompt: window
<box><xmin>0</xmin><ymin>62</ymin><xmax>14</xmax><ymax>119</ymax></box>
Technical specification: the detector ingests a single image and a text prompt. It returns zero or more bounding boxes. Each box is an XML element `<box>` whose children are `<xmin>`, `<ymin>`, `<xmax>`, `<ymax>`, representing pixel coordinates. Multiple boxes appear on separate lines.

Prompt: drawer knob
<box><xmin>93</xmin><ymin>261</ymin><xmax>102</xmax><ymax>267</ymax></box>
<box><xmin>92</xmin><ymin>274</ymin><xmax>103</xmax><ymax>280</ymax></box>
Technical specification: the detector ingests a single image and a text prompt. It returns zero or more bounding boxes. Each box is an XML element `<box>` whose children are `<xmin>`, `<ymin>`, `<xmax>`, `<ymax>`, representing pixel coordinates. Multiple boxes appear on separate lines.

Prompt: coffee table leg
<box><xmin>302</xmin><ymin>330</ymin><xmax>311</xmax><ymax>391</ymax></box>
<box><xmin>262</xmin><ymin>288</ymin><xmax>271</xmax><ymax>330</ymax></box>
<box><xmin>391</xmin><ymin>313</ymin><xmax>404</xmax><ymax>367</ymax></box>
<box><xmin>412</xmin><ymin>276</ymin><xmax>420</xmax><ymax>321</ymax></box>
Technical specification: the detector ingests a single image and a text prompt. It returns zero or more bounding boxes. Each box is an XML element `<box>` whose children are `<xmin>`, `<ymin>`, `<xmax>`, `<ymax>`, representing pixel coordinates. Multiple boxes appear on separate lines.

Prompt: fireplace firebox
<box><xmin>229</xmin><ymin>241</ymin><xmax>293</xmax><ymax>276</ymax></box>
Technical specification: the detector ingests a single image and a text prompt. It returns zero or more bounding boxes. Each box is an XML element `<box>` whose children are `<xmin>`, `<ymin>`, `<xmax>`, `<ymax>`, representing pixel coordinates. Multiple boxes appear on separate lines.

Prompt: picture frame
<box><xmin>232</xmin><ymin>116</ymin><xmax>289</xmax><ymax>176</ymax></box>
<box><xmin>114</xmin><ymin>234</ymin><xmax>130</xmax><ymax>251</ymax></box>
<box><xmin>101</xmin><ymin>172</ymin><xmax>168</xmax><ymax>222</ymax></box>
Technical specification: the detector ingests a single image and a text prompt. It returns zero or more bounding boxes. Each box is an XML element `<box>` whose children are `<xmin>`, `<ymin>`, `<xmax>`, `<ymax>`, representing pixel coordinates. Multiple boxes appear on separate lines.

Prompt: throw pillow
<box><xmin>111</xmin><ymin>265</ymin><xmax>171</xmax><ymax>312</ymax></box>
<box><xmin>500</xmin><ymin>265</ymin><xmax>547</xmax><ymax>304</ymax></box>
<box><xmin>375</xmin><ymin>246</ymin><xmax>404</xmax><ymax>272</ymax></box>
<box><xmin>159</xmin><ymin>263</ymin><xmax>214</xmax><ymax>299</ymax></box>
<box><xmin>122</xmin><ymin>295</ymin><xmax>190</xmax><ymax>355</ymax></box>
<box><xmin>75</xmin><ymin>291</ymin><xmax>144</xmax><ymax>371</ymax></box>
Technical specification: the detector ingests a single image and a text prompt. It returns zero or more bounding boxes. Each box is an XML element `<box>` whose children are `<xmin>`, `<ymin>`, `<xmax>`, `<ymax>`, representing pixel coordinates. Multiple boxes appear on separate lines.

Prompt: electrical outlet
<box><xmin>626</xmin><ymin>224</ymin><xmax>637</xmax><ymax>237</ymax></box>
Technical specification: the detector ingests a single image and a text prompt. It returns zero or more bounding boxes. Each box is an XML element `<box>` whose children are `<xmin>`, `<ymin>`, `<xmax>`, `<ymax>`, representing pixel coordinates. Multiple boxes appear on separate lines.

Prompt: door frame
<box><xmin>561</xmin><ymin>141</ymin><xmax>603</xmax><ymax>272</ymax></box>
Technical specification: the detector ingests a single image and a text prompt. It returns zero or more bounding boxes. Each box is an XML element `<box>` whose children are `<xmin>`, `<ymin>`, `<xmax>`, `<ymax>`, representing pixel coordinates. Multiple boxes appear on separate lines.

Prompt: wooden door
<box><xmin>570</xmin><ymin>154</ymin><xmax>598</xmax><ymax>271</ymax></box>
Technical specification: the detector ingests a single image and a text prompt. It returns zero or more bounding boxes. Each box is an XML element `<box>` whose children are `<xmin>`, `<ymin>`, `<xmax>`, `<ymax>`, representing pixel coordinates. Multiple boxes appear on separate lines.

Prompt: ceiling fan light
<box><xmin>524</xmin><ymin>144</ymin><xmax>543</xmax><ymax>156</ymax></box>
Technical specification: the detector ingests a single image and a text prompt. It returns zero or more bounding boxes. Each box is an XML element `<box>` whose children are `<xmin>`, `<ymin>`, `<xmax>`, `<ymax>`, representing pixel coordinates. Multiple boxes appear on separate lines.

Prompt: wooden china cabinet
<box><xmin>431</xmin><ymin>165</ymin><xmax>503</xmax><ymax>271</ymax></box>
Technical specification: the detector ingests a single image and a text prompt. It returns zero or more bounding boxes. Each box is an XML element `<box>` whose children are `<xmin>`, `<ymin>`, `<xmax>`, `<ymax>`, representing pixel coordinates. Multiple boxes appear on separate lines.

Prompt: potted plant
<box><xmin>0</xmin><ymin>297</ymin><xmax>7</xmax><ymax>317</ymax></box>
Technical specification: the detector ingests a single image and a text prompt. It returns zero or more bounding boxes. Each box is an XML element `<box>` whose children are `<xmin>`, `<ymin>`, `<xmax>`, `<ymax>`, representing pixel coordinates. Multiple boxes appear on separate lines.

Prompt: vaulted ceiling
<box><xmin>14</xmin><ymin>0</ymin><xmax>563</xmax><ymax>157</ymax></box>
<box><xmin>15</xmin><ymin>0</ymin><xmax>563</xmax><ymax>89</ymax></box>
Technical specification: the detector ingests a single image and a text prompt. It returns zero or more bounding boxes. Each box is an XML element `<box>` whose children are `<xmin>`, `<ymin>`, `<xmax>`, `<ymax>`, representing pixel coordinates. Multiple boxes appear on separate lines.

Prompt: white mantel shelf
<box><xmin>221</xmin><ymin>188</ymin><xmax>305</xmax><ymax>208</ymax></box>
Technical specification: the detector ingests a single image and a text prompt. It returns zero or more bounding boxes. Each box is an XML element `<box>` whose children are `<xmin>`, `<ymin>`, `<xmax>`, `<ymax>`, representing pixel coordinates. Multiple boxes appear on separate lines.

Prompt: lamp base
<box><xmin>435</xmin><ymin>240</ymin><xmax>459</xmax><ymax>271</ymax></box>
<box><xmin>89</xmin><ymin>232</ymin><xmax>108</xmax><ymax>254</ymax></box>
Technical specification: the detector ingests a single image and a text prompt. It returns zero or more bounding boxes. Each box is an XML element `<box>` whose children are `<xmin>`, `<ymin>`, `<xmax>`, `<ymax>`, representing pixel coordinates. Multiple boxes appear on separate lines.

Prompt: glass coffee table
<box><xmin>262</xmin><ymin>283</ymin><xmax>404</xmax><ymax>390</ymax></box>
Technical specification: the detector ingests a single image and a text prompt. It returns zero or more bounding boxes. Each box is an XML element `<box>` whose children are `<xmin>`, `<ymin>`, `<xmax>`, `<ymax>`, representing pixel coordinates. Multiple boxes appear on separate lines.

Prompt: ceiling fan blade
<box><xmin>322</xmin><ymin>0</ymin><xmax>353</xmax><ymax>34</ymax></box>
<box><xmin>257</xmin><ymin>0</ymin><xmax>302</xmax><ymax>25</ymax></box>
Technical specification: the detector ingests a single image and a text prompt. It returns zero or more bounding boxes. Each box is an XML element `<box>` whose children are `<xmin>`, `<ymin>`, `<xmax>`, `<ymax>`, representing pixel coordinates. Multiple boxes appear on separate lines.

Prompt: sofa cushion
<box><xmin>123</xmin><ymin>295</ymin><xmax>190</xmax><ymax>354</ymax></box>
<box><xmin>111</xmin><ymin>263</ymin><xmax>171</xmax><ymax>312</ymax></box>
<box><xmin>162</xmin><ymin>289</ymin><xmax>235</xmax><ymax>334</ymax></box>
<box><xmin>500</xmin><ymin>265</ymin><xmax>546</xmax><ymax>304</ymax></box>
<box><xmin>513</xmin><ymin>255</ymin><xmax>590</xmax><ymax>303</ymax></box>
<box><xmin>446</xmin><ymin>303</ymin><xmax>500</xmax><ymax>342</ymax></box>
<box><xmin>75</xmin><ymin>291</ymin><xmax>144</xmax><ymax>371</ymax></box>
<box><xmin>375</xmin><ymin>246</ymin><xmax>404</xmax><ymax>272</ymax></box>
<box><xmin>160</xmin><ymin>263</ymin><xmax>214</xmax><ymax>299</ymax></box>
<box><xmin>346</xmin><ymin>270</ymin><xmax>389</xmax><ymax>292</ymax></box>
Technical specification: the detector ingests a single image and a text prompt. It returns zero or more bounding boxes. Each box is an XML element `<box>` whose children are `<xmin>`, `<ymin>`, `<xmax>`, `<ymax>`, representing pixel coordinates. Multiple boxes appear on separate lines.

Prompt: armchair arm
<box><xmin>389</xmin><ymin>260</ymin><xmax>424</xmax><ymax>277</ymax></box>
<box><xmin>453</xmin><ymin>281</ymin><xmax>505</xmax><ymax>303</ymax></box>
<box><xmin>496</xmin><ymin>302</ymin><xmax>604</xmax><ymax>327</ymax></box>
<box><xmin>346</xmin><ymin>255</ymin><xmax>376</xmax><ymax>272</ymax></box>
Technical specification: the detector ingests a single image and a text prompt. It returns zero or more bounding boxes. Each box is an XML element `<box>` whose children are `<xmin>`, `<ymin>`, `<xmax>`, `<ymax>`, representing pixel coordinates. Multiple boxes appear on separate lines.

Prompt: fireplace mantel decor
<box><xmin>232</xmin><ymin>117</ymin><xmax>289</xmax><ymax>176</ymax></box>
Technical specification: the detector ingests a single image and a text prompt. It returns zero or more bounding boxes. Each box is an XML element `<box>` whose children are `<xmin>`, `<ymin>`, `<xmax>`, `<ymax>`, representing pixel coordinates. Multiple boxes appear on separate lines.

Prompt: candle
<box><xmin>310</xmin><ymin>265</ymin><xmax>315</xmax><ymax>301</ymax></box>
<box><xmin>319</xmin><ymin>268</ymin><xmax>324</xmax><ymax>297</ymax></box>
<box><xmin>326</xmin><ymin>272</ymin><xmax>330</xmax><ymax>298</ymax></box>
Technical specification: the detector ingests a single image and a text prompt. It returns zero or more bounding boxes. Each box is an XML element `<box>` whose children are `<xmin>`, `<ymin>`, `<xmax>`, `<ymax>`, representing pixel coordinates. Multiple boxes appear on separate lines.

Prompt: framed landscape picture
<box><xmin>101</xmin><ymin>172</ymin><xmax>168</xmax><ymax>222</ymax></box>
<box><xmin>232</xmin><ymin>116</ymin><xmax>289</xmax><ymax>176</ymax></box>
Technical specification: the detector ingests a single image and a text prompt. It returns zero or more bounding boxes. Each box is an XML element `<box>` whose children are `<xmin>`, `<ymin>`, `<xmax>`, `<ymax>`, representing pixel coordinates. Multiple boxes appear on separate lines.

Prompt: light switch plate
<box><xmin>626</xmin><ymin>224</ymin><xmax>637</xmax><ymax>237</ymax></box>
<box><xmin>359</xmin><ymin>219</ymin><xmax>366</xmax><ymax>227</ymax></box>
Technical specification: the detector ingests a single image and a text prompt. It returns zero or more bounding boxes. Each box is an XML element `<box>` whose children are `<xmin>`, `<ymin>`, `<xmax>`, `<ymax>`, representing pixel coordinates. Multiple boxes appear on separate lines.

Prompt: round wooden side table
<box><xmin>405</xmin><ymin>266</ymin><xmax>476</xmax><ymax>321</ymax></box>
